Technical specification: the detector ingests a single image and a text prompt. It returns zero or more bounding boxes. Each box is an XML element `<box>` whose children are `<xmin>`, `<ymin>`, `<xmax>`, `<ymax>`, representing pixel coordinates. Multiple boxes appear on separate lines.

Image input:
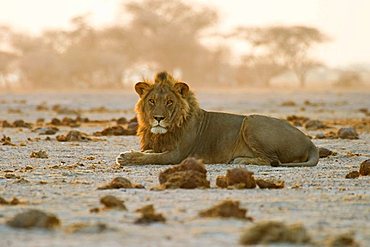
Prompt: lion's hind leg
<box><xmin>231</xmin><ymin>157</ymin><xmax>271</xmax><ymax>166</ymax></box>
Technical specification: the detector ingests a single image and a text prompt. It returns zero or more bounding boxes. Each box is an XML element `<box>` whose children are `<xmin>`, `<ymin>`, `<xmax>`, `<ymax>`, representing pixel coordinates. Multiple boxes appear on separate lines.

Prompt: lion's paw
<box><xmin>116</xmin><ymin>150</ymin><xmax>144</xmax><ymax>166</ymax></box>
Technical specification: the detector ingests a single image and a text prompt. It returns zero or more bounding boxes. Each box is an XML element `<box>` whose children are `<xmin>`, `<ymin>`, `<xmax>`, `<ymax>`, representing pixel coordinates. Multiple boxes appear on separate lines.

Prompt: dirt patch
<box><xmin>135</xmin><ymin>204</ymin><xmax>166</xmax><ymax>224</ymax></box>
<box><xmin>56</xmin><ymin>130</ymin><xmax>92</xmax><ymax>142</ymax></box>
<box><xmin>157</xmin><ymin>158</ymin><xmax>210</xmax><ymax>189</ymax></box>
<box><xmin>256</xmin><ymin>179</ymin><xmax>285</xmax><ymax>189</ymax></box>
<box><xmin>98</xmin><ymin>177</ymin><xmax>144</xmax><ymax>190</ymax></box>
<box><xmin>345</xmin><ymin>171</ymin><xmax>360</xmax><ymax>179</ymax></box>
<box><xmin>7</xmin><ymin>209</ymin><xmax>60</xmax><ymax>229</ymax></box>
<box><xmin>338</xmin><ymin>127</ymin><xmax>359</xmax><ymax>139</ymax></box>
<box><xmin>199</xmin><ymin>200</ymin><xmax>253</xmax><ymax>220</ymax></box>
<box><xmin>240</xmin><ymin>221</ymin><xmax>311</xmax><ymax>245</ymax></box>
<box><xmin>100</xmin><ymin>195</ymin><xmax>127</xmax><ymax>210</ymax></box>
<box><xmin>216</xmin><ymin>168</ymin><xmax>256</xmax><ymax>189</ymax></box>
<box><xmin>30</xmin><ymin>150</ymin><xmax>48</xmax><ymax>159</ymax></box>
<box><xmin>359</xmin><ymin>159</ymin><xmax>370</xmax><ymax>176</ymax></box>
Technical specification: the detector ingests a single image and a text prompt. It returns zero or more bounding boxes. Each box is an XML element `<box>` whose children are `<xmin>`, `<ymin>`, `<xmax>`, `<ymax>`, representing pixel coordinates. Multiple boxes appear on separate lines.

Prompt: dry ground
<box><xmin>0</xmin><ymin>90</ymin><xmax>369</xmax><ymax>247</ymax></box>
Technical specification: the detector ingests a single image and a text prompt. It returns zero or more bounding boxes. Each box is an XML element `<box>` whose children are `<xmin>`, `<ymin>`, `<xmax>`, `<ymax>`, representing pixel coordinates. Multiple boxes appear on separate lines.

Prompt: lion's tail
<box><xmin>273</xmin><ymin>144</ymin><xmax>319</xmax><ymax>167</ymax></box>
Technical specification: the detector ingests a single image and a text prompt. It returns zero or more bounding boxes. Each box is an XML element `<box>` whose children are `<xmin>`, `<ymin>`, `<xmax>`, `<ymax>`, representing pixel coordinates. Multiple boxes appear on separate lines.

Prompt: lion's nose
<box><xmin>154</xmin><ymin>116</ymin><xmax>165</xmax><ymax>122</ymax></box>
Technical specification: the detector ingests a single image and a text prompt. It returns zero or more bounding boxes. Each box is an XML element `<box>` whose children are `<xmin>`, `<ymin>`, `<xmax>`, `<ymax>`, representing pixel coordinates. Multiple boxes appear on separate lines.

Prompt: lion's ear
<box><xmin>174</xmin><ymin>82</ymin><xmax>189</xmax><ymax>97</ymax></box>
<box><xmin>135</xmin><ymin>82</ymin><xmax>150</xmax><ymax>97</ymax></box>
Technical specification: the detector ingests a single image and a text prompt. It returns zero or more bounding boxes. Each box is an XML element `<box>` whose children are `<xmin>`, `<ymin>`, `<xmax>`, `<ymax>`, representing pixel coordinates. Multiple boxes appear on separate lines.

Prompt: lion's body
<box><xmin>116</xmin><ymin>72</ymin><xmax>319</xmax><ymax>167</ymax></box>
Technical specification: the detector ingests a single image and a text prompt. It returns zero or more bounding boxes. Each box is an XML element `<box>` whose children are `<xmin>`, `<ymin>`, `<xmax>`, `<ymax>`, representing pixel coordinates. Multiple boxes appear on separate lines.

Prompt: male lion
<box><xmin>116</xmin><ymin>72</ymin><xmax>319</xmax><ymax>167</ymax></box>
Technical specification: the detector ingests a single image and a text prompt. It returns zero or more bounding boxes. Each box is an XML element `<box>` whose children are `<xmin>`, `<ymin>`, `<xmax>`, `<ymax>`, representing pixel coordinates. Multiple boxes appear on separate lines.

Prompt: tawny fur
<box><xmin>116</xmin><ymin>71</ymin><xmax>319</xmax><ymax>167</ymax></box>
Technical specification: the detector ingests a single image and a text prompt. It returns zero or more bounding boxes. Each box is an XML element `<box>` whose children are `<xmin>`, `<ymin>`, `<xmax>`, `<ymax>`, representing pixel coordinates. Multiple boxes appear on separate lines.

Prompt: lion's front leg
<box><xmin>115</xmin><ymin>150</ymin><xmax>183</xmax><ymax>166</ymax></box>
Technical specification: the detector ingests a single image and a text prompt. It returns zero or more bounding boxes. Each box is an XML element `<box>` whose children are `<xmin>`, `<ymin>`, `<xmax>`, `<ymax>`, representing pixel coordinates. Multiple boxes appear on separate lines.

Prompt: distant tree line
<box><xmin>0</xmin><ymin>0</ymin><xmax>340</xmax><ymax>89</ymax></box>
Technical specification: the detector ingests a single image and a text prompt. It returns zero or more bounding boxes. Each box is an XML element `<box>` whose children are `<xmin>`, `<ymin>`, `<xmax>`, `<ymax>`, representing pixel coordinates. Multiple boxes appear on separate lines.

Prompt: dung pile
<box><xmin>216</xmin><ymin>168</ymin><xmax>256</xmax><ymax>189</ymax></box>
<box><xmin>199</xmin><ymin>200</ymin><xmax>253</xmax><ymax>220</ymax></box>
<box><xmin>30</xmin><ymin>150</ymin><xmax>48</xmax><ymax>159</ymax></box>
<box><xmin>135</xmin><ymin>204</ymin><xmax>166</xmax><ymax>224</ymax></box>
<box><xmin>157</xmin><ymin>157</ymin><xmax>210</xmax><ymax>189</ymax></box>
<box><xmin>56</xmin><ymin>130</ymin><xmax>92</xmax><ymax>142</ymax></box>
<box><xmin>93</xmin><ymin>125</ymin><xmax>135</xmax><ymax>136</ymax></box>
<box><xmin>240</xmin><ymin>221</ymin><xmax>311</xmax><ymax>245</ymax></box>
<box><xmin>100</xmin><ymin>195</ymin><xmax>127</xmax><ymax>210</ymax></box>
<box><xmin>34</xmin><ymin>127</ymin><xmax>59</xmax><ymax>135</ymax></box>
<box><xmin>345</xmin><ymin>159</ymin><xmax>370</xmax><ymax>179</ymax></box>
<box><xmin>7</xmin><ymin>209</ymin><xmax>60</xmax><ymax>229</ymax></box>
<box><xmin>65</xmin><ymin>223</ymin><xmax>109</xmax><ymax>234</ymax></box>
<box><xmin>98</xmin><ymin>177</ymin><xmax>144</xmax><ymax>190</ymax></box>
<box><xmin>1</xmin><ymin>135</ymin><xmax>15</xmax><ymax>146</ymax></box>
<box><xmin>359</xmin><ymin>159</ymin><xmax>370</xmax><ymax>176</ymax></box>
<box><xmin>325</xmin><ymin>232</ymin><xmax>359</xmax><ymax>247</ymax></box>
<box><xmin>255</xmin><ymin>179</ymin><xmax>285</xmax><ymax>189</ymax></box>
<box><xmin>304</xmin><ymin>120</ymin><xmax>328</xmax><ymax>130</ymax></box>
<box><xmin>319</xmin><ymin>147</ymin><xmax>336</xmax><ymax>158</ymax></box>
<box><xmin>286</xmin><ymin>115</ymin><xmax>310</xmax><ymax>127</ymax></box>
<box><xmin>0</xmin><ymin>196</ymin><xmax>22</xmax><ymax>205</ymax></box>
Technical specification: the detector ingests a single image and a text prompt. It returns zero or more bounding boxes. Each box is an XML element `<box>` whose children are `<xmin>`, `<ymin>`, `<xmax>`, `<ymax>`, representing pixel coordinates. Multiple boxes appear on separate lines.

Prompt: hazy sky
<box><xmin>0</xmin><ymin>0</ymin><xmax>369</xmax><ymax>67</ymax></box>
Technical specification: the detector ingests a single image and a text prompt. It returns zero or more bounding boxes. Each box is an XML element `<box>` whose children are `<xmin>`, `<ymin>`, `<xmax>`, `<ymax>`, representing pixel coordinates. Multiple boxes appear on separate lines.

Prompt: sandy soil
<box><xmin>0</xmin><ymin>90</ymin><xmax>369</xmax><ymax>247</ymax></box>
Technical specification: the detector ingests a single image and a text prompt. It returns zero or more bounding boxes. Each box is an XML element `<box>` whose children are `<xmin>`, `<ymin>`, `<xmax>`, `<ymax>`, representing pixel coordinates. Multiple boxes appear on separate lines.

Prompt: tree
<box><xmin>122</xmin><ymin>0</ymin><xmax>220</xmax><ymax>84</ymax></box>
<box><xmin>236</xmin><ymin>55</ymin><xmax>286</xmax><ymax>86</ymax></box>
<box><xmin>234</xmin><ymin>25</ymin><xmax>328</xmax><ymax>87</ymax></box>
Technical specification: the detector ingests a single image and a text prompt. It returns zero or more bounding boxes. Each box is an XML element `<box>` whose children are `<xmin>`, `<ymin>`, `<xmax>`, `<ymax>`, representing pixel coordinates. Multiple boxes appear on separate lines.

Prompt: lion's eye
<box><xmin>167</xmin><ymin>100</ymin><xmax>173</xmax><ymax>106</ymax></box>
<box><xmin>148</xmin><ymin>99</ymin><xmax>155</xmax><ymax>105</ymax></box>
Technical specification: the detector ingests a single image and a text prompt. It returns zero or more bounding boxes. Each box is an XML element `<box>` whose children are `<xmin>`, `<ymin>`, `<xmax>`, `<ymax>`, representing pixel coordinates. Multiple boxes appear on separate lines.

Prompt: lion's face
<box><xmin>135</xmin><ymin>77</ymin><xmax>190</xmax><ymax>135</ymax></box>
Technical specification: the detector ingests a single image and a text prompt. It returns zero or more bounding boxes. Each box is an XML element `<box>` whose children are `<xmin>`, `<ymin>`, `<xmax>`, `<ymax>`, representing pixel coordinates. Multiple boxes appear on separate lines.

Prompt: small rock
<box><xmin>7</xmin><ymin>209</ymin><xmax>60</xmax><ymax>229</ymax></box>
<box><xmin>338</xmin><ymin>127</ymin><xmax>359</xmax><ymax>139</ymax></box>
<box><xmin>199</xmin><ymin>200</ymin><xmax>253</xmax><ymax>220</ymax></box>
<box><xmin>359</xmin><ymin>159</ymin><xmax>370</xmax><ymax>176</ymax></box>
<box><xmin>345</xmin><ymin>171</ymin><xmax>360</xmax><ymax>179</ymax></box>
